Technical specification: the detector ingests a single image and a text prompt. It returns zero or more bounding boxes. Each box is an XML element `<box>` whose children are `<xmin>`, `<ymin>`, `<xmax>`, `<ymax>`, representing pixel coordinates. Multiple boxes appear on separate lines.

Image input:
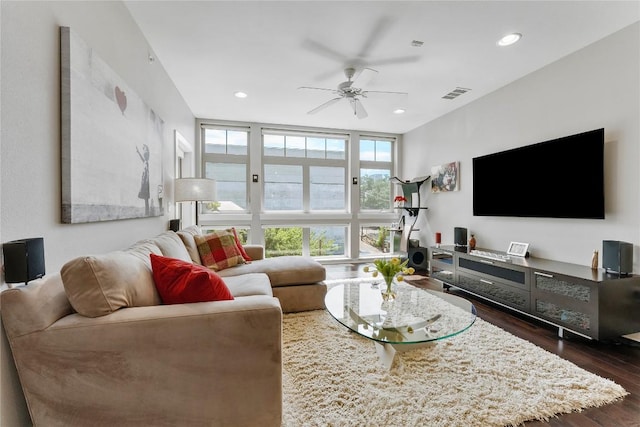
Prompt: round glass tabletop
<box><xmin>325</xmin><ymin>281</ymin><xmax>477</xmax><ymax>345</ymax></box>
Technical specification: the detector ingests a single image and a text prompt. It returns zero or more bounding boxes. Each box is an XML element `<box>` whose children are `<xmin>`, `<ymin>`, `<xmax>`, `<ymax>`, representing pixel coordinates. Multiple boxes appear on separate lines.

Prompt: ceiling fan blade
<box><xmin>308</xmin><ymin>97</ymin><xmax>342</xmax><ymax>115</ymax></box>
<box><xmin>352</xmin><ymin>67</ymin><xmax>379</xmax><ymax>87</ymax></box>
<box><xmin>358</xmin><ymin>16</ymin><xmax>393</xmax><ymax>58</ymax></box>
<box><xmin>298</xmin><ymin>86</ymin><xmax>337</xmax><ymax>92</ymax></box>
<box><xmin>362</xmin><ymin>90</ymin><xmax>408</xmax><ymax>96</ymax></box>
<box><xmin>366</xmin><ymin>55</ymin><xmax>421</xmax><ymax>67</ymax></box>
<box><xmin>301</xmin><ymin>39</ymin><xmax>349</xmax><ymax>64</ymax></box>
<box><xmin>349</xmin><ymin>98</ymin><xmax>368</xmax><ymax>119</ymax></box>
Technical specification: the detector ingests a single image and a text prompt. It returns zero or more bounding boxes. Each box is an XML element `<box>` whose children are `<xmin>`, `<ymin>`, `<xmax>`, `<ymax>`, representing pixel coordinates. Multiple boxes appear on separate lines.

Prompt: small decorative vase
<box><xmin>381</xmin><ymin>276</ymin><xmax>397</xmax><ymax>301</ymax></box>
<box><xmin>469</xmin><ymin>234</ymin><xmax>476</xmax><ymax>250</ymax></box>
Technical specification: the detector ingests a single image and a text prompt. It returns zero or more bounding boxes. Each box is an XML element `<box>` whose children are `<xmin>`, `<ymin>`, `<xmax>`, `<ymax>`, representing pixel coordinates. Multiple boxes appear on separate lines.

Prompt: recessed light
<box><xmin>393</xmin><ymin>109</ymin><xmax>406</xmax><ymax>114</ymax></box>
<box><xmin>234</xmin><ymin>91</ymin><xmax>248</xmax><ymax>98</ymax></box>
<box><xmin>497</xmin><ymin>33</ymin><xmax>522</xmax><ymax>47</ymax></box>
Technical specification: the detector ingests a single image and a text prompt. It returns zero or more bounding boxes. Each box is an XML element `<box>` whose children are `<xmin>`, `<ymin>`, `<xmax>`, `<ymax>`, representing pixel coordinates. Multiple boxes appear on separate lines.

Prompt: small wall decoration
<box><xmin>60</xmin><ymin>26</ymin><xmax>164</xmax><ymax>223</ymax></box>
<box><xmin>431</xmin><ymin>161</ymin><xmax>459</xmax><ymax>192</ymax></box>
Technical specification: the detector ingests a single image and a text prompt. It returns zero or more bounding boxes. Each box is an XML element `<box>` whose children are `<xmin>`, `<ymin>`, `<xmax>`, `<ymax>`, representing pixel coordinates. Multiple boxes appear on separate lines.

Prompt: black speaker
<box><xmin>408</xmin><ymin>247</ymin><xmax>429</xmax><ymax>271</ymax></box>
<box><xmin>454</xmin><ymin>227</ymin><xmax>468</xmax><ymax>247</ymax></box>
<box><xmin>3</xmin><ymin>237</ymin><xmax>45</xmax><ymax>284</ymax></box>
<box><xmin>602</xmin><ymin>240</ymin><xmax>633</xmax><ymax>275</ymax></box>
<box><xmin>169</xmin><ymin>219</ymin><xmax>181</xmax><ymax>232</ymax></box>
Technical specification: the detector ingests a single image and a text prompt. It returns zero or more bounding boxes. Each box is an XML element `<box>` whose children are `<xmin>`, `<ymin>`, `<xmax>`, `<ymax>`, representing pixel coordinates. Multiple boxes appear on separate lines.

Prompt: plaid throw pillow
<box><xmin>229</xmin><ymin>227</ymin><xmax>252</xmax><ymax>262</ymax></box>
<box><xmin>195</xmin><ymin>230</ymin><xmax>246</xmax><ymax>271</ymax></box>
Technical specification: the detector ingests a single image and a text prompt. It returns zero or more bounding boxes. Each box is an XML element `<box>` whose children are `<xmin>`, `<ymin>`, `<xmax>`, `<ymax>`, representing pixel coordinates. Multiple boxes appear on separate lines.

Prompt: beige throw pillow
<box><xmin>61</xmin><ymin>251</ymin><xmax>161</xmax><ymax>318</ymax></box>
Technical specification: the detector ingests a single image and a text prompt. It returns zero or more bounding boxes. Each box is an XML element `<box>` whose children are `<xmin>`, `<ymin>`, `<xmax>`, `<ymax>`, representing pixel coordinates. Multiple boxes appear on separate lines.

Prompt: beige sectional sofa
<box><xmin>1</xmin><ymin>227</ymin><xmax>326</xmax><ymax>426</ymax></box>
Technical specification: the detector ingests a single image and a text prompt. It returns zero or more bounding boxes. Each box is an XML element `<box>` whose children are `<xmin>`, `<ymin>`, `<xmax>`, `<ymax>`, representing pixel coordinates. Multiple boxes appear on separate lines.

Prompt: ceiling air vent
<box><xmin>442</xmin><ymin>87</ymin><xmax>471</xmax><ymax>100</ymax></box>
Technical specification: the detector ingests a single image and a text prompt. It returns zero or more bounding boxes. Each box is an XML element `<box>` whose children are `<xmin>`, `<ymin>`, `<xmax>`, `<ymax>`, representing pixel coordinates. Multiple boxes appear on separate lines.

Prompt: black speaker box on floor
<box><xmin>454</xmin><ymin>227</ymin><xmax>468</xmax><ymax>247</ymax></box>
<box><xmin>3</xmin><ymin>237</ymin><xmax>45</xmax><ymax>284</ymax></box>
<box><xmin>408</xmin><ymin>247</ymin><xmax>429</xmax><ymax>271</ymax></box>
<box><xmin>602</xmin><ymin>240</ymin><xmax>633</xmax><ymax>275</ymax></box>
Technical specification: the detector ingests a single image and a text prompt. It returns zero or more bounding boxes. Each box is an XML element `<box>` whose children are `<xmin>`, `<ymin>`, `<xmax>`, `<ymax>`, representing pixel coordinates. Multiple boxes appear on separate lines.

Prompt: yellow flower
<box><xmin>364</xmin><ymin>257</ymin><xmax>410</xmax><ymax>283</ymax></box>
<box><xmin>397</xmin><ymin>275</ymin><xmax>404</xmax><ymax>282</ymax></box>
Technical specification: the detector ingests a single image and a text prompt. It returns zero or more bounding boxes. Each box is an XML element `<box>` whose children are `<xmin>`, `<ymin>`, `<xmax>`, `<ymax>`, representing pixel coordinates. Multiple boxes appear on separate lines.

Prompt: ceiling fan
<box><xmin>298</xmin><ymin>67</ymin><xmax>407</xmax><ymax>119</ymax></box>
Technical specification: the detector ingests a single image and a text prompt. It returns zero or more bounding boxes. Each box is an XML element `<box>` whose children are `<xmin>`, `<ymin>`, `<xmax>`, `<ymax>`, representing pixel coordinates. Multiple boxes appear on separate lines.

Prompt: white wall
<box><xmin>0</xmin><ymin>2</ymin><xmax>195</xmax><ymax>425</ymax></box>
<box><xmin>403</xmin><ymin>22</ymin><xmax>640</xmax><ymax>270</ymax></box>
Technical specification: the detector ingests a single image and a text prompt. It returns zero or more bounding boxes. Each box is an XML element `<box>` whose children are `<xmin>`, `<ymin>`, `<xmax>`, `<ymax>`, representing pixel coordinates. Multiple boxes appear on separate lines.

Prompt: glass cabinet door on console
<box><xmin>429</xmin><ymin>249</ymin><xmax>455</xmax><ymax>284</ymax></box>
<box><xmin>531</xmin><ymin>270</ymin><xmax>598</xmax><ymax>338</ymax></box>
<box><xmin>456</xmin><ymin>254</ymin><xmax>531</xmax><ymax>312</ymax></box>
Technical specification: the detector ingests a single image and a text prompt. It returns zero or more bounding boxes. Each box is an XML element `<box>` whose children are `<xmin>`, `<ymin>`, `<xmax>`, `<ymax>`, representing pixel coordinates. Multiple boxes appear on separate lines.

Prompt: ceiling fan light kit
<box><xmin>299</xmin><ymin>67</ymin><xmax>407</xmax><ymax>120</ymax></box>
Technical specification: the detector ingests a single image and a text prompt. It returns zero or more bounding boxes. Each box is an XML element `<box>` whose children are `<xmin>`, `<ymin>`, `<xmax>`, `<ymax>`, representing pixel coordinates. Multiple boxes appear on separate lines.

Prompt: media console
<box><xmin>429</xmin><ymin>245</ymin><xmax>640</xmax><ymax>341</ymax></box>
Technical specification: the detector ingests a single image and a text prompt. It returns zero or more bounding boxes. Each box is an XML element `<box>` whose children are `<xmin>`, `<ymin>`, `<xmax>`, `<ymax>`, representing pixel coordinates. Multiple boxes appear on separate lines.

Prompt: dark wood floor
<box><xmin>324</xmin><ymin>264</ymin><xmax>640</xmax><ymax>427</ymax></box>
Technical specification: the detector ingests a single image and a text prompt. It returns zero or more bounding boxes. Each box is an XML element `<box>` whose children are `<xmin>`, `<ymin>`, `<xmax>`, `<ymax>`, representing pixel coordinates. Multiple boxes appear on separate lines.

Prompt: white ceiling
<box><xmin>125</xmin><ymin>1</ymin><xmax>640</xmax><ymax>134</ymax></box>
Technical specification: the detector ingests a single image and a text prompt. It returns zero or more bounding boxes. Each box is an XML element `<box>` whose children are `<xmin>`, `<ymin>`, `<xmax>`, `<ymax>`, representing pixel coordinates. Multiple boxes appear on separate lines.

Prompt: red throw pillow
<box><xmin>230</xmin><ymin>227</ymin><xmax>252</xmax><ymax>262</ymax></box>
<box><xmin>150</xmin><ymin>254</ymin><xmax>234</xmax><ymax>304</ymax></box>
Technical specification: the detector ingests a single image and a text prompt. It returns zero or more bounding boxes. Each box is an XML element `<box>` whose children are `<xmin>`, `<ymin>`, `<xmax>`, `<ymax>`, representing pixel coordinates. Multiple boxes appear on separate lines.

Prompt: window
<box><xmin>311</xmin><ymin>226</ymin><xmax>347</xmax><ymax>257</ymax></box>
<box><xmin>263</xmin><ymin>130</ymin><xmax>347</xmax><ymax>212</ymax></box>
<box><xmin>263</xmin><ymin>133</ymin><xmax>345</xmax><ymax>159</ymax></box>
<box><xmin>263</xmin><ymin>225</ymin><xmax>347</xmax><ymax>258</ymax></box>
<box><xmin>359</xmin><ymin>138</ymin><xmax>394</xmax><ymax>210</ymax></box>
<box><xmin>202</xmin><ymin>126</ymin><xmax>249</xmax><ymax>211</ymax></box>
<box><xmin>204</xmin><ymin>129</ymin><xmax>247</xmax><ymax>155</ymax></box>
<box><xmin>310</xmin><ymin>167</ymin><xmax>345</xmax><ymax>210</ymax></box>
<box><xmin>360</xmin><ymin>225</ymin><xmax>392</xmax><ymax>256</ymax></box>
<box><xmin>198</xmin><ymin>121</ymin><xmax>400</xmax><ymax>261</ymax></box>
<box><xmin>264</xmin><ymin>164</ymin><xmax>302</xmax><ymax>210</ymax></box>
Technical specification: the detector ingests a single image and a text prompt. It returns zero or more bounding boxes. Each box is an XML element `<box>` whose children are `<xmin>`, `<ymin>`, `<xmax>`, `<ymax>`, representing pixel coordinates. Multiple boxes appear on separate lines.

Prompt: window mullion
<box><xmin>303</xmin><ymin>165</ymin><xmax>310</xmax><ymax>212</ymax></box>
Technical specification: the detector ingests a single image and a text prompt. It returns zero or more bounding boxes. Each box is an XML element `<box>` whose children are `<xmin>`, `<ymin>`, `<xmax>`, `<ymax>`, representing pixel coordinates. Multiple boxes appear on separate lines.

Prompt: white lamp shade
<box><xmin>174</xmin><ymin>178</ymin><xmax>217</xmax><ymax>202</ymax></box>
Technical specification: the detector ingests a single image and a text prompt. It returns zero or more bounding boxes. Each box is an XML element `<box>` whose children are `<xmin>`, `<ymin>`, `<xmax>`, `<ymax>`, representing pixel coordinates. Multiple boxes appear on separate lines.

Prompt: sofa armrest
<box><xmin>244</xmin><ymin>244</ymin><xmax>265</xmax><ymax>260</ymax></box>
<box><xmin>10</xmin><ymin>296</ymin><xmax>282</xmax><ymax>426</ymax></box>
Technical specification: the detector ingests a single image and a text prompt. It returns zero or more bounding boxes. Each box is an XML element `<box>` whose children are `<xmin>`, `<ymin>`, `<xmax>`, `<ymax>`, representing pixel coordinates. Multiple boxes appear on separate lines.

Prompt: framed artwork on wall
<box><xmin>60</xmin><ymin>26</ymin><xmax>164</xmax><ymax>223</ymax></box>
<box><xmin>431</xmin><ymin>161</ymin><xmax>459</xmax><ymax>192</ymax></box>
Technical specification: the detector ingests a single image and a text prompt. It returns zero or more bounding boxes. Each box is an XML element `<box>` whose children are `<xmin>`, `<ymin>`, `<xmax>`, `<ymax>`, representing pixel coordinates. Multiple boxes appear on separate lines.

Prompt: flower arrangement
<box><xmin>393</xmin><ymin>195</ymin><xmax>407</xmax><ymax>207</ymax></box>
<box><xmin>364</xmin><ymin>257</ymin><xmax>415</xmax><ymax>300</ymax></box>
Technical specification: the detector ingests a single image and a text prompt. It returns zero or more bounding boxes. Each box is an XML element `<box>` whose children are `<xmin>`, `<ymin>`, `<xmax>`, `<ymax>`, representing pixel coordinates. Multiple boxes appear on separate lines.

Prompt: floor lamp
<box><xmin>174</xmin><ymin>178</ymin><xmax>217</xmax><ymax>226</ymax></box>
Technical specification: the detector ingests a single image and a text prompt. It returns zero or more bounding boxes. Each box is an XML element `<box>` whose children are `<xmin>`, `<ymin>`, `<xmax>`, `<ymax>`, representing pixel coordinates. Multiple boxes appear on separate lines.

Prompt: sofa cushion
<box><xmin>150</xmin><ymin>231</ymin><xmax>192</xmax><ymax>262</ymax></box>
<box><xmin>195</xmin><ymin>230</ymin><xmax>246</xmax><ymax>271</ymax></box>
<box><xmin>61</xmin><ymin>251</ymin><xmax>161</xmax><ymax>318</ymax></box>
<box><xmin>177</xmin><ymin>225</ymin><xmax>203</xmax><ymax>265</ymax></box>
<box><xmin>150</xmin><ymin>254</ymin><xmax>234</xmax><ymax>304</ymax></box>
<box><xmin>223</xmin><ymin>273</ymin><xmax>273</xmax><ymax>298</ymax></box>
<box><xmin>125</xmin><ymin>240</ymin><xmax>162</xmax><ymax>267</ymax></box>
<box><xmin>217</xmin><ymin>256</ymin><xmax>326</xmax><ymax>287</ymax></box>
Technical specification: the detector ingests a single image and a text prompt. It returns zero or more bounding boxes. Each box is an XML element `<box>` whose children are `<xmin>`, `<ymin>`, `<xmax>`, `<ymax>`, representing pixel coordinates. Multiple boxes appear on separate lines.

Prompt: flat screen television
<box><xmin>472</xmin><ymin>128</ymin><xmax>605</xmax><ymax>219</ymax></box>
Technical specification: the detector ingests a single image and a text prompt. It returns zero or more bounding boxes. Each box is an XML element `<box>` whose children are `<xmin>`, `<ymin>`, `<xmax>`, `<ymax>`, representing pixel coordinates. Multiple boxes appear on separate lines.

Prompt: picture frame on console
<box><xmin>507</xmin><ymin>241</ymin><xmax>529</xmax><ymax>257</ymax></box>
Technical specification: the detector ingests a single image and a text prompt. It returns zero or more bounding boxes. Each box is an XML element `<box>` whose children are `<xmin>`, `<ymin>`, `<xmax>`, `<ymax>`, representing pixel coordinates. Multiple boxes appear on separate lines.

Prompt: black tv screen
<box><xmin>473</xmin><ymin>128</ymin><xmax>604</xmax><ymax>219</ymax></box>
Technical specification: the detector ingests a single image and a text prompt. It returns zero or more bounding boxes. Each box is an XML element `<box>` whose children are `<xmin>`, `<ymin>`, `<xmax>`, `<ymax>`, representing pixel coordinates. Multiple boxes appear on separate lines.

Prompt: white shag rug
<box><xmin>282</xmin><ymin>309</ymin><xmax>628</xmax><ymax>427</ymax></box>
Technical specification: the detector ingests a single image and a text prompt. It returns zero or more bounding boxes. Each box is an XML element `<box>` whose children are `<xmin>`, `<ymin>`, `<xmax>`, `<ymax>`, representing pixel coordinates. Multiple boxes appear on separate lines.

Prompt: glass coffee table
<box><xmin>325</xmin><ymin>281</ymin><xmax>477</xmax><ymax>369</ymax></box>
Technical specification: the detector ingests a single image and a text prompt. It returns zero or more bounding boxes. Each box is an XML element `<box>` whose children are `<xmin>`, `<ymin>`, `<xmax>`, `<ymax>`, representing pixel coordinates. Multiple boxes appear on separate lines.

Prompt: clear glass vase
<box><xmin>381</xmin><ymin>276</ymin><xmax>397</xmax><ymax>301</ymax></box>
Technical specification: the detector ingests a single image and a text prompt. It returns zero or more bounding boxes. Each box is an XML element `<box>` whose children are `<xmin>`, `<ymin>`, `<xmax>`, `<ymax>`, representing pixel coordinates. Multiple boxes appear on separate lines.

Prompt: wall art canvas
<box><xmin>61</xmin><ymin>26</ymin><xmax>164</xmax><ymax>223</ymax></box>
<box><xmin>431</xmin><ymin>161</ymin><xmax>459</xmax><ymax>193</ymax></box>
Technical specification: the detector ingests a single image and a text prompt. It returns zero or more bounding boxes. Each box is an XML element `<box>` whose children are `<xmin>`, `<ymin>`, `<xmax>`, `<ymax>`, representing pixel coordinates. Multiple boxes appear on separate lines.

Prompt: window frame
<box><xmin>196</xmin><ymin>120</ymin><xmax>402</xmax><ymax>261</ymax></box>
<box><xmin>201</xmin><ymin>124</ymin><xmax>251</xmax><ymax>213</ymax></box>
<box><xmin>262</xmin><ymin>129</ymin><xmax>349</xmax><ymax>213</ymax></box>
